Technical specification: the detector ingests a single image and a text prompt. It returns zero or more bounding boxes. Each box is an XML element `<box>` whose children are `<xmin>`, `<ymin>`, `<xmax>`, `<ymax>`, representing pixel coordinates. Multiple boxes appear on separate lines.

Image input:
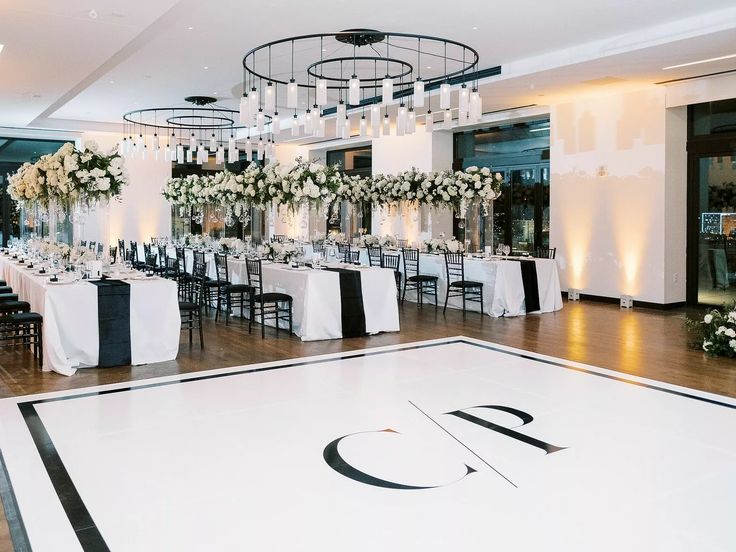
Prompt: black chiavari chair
<box><xmin>534</xmin><ymin>247</ymin><xmax>556</xmax><ymax>259</ymax></box>
<box><xmin>109</xmin><ymin>246</ymin><xmax>118</xmax><ymax>264</ymax></box>
<box><xmin>337</xmin><ymin>243</ymin><xmax>349</xmax><ymax>258</ymax></box>
<box><xmin>0</xmin><ymin>310</ymin><xmax>43</xmax><ymax>367</ymax></box>
<box><xmin>367</xmin><ymin>245</ymin><xmax>382</xmax><ymax>267</ymax></box>
<box><xmin>381</xmin><ymin>253</ymin><xmax>402</xmax><ymax>299</ymax></box>
<box><xmin>214</xmin><ymin>253</ymin><xmax>252</xmax><ymax>325</ymax></box>
<box><xmin>97</xmin><ymin>243</ymin><xmax>104</xmax><ymax>256</ymax></box>
<box><xmin>312</xmin><ymin>240</ymin><xmax>325</xmax><ymax>254</ymax></box>
<box><xmin>397</xmin><ymin>239</ymin><xmax>409</xmax><ymax>249</ymax></box>
<box><xmin>443</xmin><ymin>252</ymin><xmax>483</xmax><ymax>315</ymax></box>
<box><xmin>273</xmin><ymin>234</ymin><xmax>286</xmax><ymax>243</ymax></box>
<box><xmin>344</xmin><ymin>249</ymin><xmax>360</xmax><ymax>264</ymax></box>
<box><xmin>80</xmin><ymin>240</ymin><xmax>87</xmax><ymax>247</ymax></box>
<box><xmin>401</xmin><ymin>248</ymin><xmax>437</xmax><ymax>307</ymax></box>
<box><xmin>179</xmin><ymin>261</ymin><xmax>205</xmax><ymax>348</ymax></box>
<box><xmin>246</xmin><ymin>258</ymin><xmax>293</xmax><ymax>338</ymax></box>
<box><xmin>88</xmin><ymin>241</ymin><xmax>96</xmax><ymax>252</ymax></box>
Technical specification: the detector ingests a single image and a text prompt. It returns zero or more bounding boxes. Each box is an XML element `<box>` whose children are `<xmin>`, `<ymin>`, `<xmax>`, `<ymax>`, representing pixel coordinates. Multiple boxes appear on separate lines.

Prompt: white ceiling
<box><xmin>1</xmin><ymin>0</ymin><xmax>736</xmax><ymax>135</ymax></box>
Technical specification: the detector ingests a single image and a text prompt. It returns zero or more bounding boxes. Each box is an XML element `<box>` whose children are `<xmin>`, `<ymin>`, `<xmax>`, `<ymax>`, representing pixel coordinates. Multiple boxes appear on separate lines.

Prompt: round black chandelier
<box><xmin>240</xmin><ymin>29</ymin><xmax>483</xmax><ymax>139</ymax></box>
<box><xmin>120</xmin><ymin>96</ymin><xmax>273</xmax><ymax>165</ymax></box>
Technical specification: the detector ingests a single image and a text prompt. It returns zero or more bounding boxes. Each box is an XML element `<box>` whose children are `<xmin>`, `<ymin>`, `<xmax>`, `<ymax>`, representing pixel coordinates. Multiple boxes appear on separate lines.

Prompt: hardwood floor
<box><xmin>1</xmin><ymin>300</ymin><xmax>735</xmax><ymax>550</ymax></box>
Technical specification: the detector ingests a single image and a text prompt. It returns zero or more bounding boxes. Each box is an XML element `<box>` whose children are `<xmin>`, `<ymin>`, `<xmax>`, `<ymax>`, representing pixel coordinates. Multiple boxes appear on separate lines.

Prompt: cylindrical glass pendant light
<box><xmin>440</xmin><ymin>83</ymin><xmax>451</xmax><ymax>110</ymax></box>
<box><xmin>239</xmin><ymin>94</ymin><xmax>249</xmax><ymax>124</ymax></box>
<box><xmin>413</xmin><ymin>79</ymin><xmax>425</xmax><ymax>108</ymax></box>
<box><xmin>154</xmin><ymin>146</ymin><xmax>160</xmax><ymax>161</ymax></box>
<box><xmin>153</xmin><ymin>133</ymin><xmax>159</xmax><ymax>150</ymax></box>
<box><xmin>291</xmin><ymin>114</ymin><xmax>300</xmax><ymax>137</ymax></box>
<box><xmin>396</xmin><ymin>104</ymin><xmax>407</xmax><ymax>136</ymax></box>
<box><xmin>407</xmin><ymin>108</ymin><xmax>416</xmax><ymax>134</ymax></box>
<box><xmin>186</xmin><ymin>148</ymin><xmax>193</xmax><ymax>163</ymax></box>
<box><xmin>382</xmin><ymin>112</ymin><xmax>391</xmax><ymax>136</ymax></box>
<box><xmin>265</xmin><ymin>82</ymin><xmax>275</xmax><ymax>112</ymax></box>
<box><xmin>287</xmin><ymin>79</ymin><xmax>298</xmax><ymax>109</ymax></box>
<box><xmin>443</xmin><ymin>109</ymin><xmax>452</xmax><ymax>129</ymax></box>
<box><xmin>316</xmin><ymin>78</ymin><xmax>327</xmax><ymax>105</ymax></box>
<box><xmin>317</xmin><ymin>117</ymin><xmax>326</xmax><ymax>138</ymax></box>
<box><xmin>141</xmin><ymin>145</ymin><xmax>147</xmax><ymax>161</ymax></box>
<box><xmin>425</xmin><ymin>110</ymin><xmax>434</xmax><ymax>132</ymax></box>
<box><xmin>209</xmin><ymin>133</ymin><xmax>216</xmax><ymax>152</ymax></box>
<box><xmin>458</xmin><ymin>110</ymin><xmax>468</xmax><ymax>126</ymax></box>
<box><xmin>245</xmin><ymin>138</ymin><xmax>253</xmax><ymax>162</ymax></box>
<box><xmin>248</xmin><ymin>87</ymin><xmax>259</xmax><ymax>112</ymax></box>
<box><xmin>459</xmin><ymin>84</ymin><xmax>469</xmax><ymax>114</ymax></box>
<box><xmin>177</xmin><ymin>144</ymin><xmax>185</xmax><ymax>163</ymax></box>
<box><xmin>336</xmin><ymin>101</ymin><xmax>346</xmax><ymax>121</ymax></box>
<box><xmin>164</xmin><ymin>143</ymin><xmax>171</xmax><ymax>161</ymax></box>
<box><xmin>342</xmin><ymin>116</ymin><xmax>350</xmax><ymax>139</ymax></box>
<box><xmin>349</xmin><ymin>76</ymin><xmax>360</xmax><ymax>105</ymax></box>
<box><xmin>228</xmin><ymin>145</ymin><xmax>238</xmax><ymax>163</ymax></box>
<box><xmin>228</xmin><ymin>135</ymin><xmax>236</xmax><ymax>151</ymax></box>
<box><xmin>304</xmin><ymin>109</ymin><xmax>313</xmax><ymax>134</ymax></box>
<box><xmin>189</xmin><ymin>133</ymin><xmax>196</xmax><ymax>150</ymax></box>
<box><xmin>257</xmin><ymin>138</ymin><xmax>265</xmax><ymax>160</ymax></box>
<box><xmin>470</xmin><ymin>90</ymin><xmax>482</xmax><ymax>121</ymax></box>
<box><xmin>371</xmin><ymin>104</ymin><xmax>381</xmax><ymax>137</ymax></box>
<box><xmin>359</xmin><ymin>115</ymin><xmax>367</xmax><ymax>137</ymax></box>
<box><xmin>382</xmin><ymin>77</ymin><xmax>393</xmax><ymax>104</ymax></box>
<box><xmin>256</xmin><ymin>109</ymin><xmax>265</xmax><ymax>132</ymax></box>
<box><xmin>272</xmin><ymin>112</ymin><xmax>281</xmax><ymax>135</ymax></box>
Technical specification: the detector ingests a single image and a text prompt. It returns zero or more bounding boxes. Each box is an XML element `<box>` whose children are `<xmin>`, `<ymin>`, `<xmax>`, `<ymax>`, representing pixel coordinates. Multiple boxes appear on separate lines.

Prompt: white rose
<box><xmin>704</xmin><ymin>314</ymin><xmax>714</xmax><ymax>324</ymax></box>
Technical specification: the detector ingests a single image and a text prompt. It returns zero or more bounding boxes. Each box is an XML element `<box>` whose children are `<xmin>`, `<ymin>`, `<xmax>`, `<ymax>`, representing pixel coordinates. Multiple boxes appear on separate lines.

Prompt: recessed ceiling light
<box><xmin>203</xmin><ymin>66</ymin><xmax>208</xmax><ymax>70</ymax></box>
<box><xmin>109</xmin><ymin>80</ymin><xmax>115</xmax><ymax>84</ymax></box>
<box><xmin>663</xmin><ymin>53</ymin><xmax>736</xmax><ymax>70</ymax></box>
<box><xmin>88</xmin><ymin>9</ymin><xmax>98</xmax><ymax>19</ymax></box>
<box><xmin>426</xmin><ymin>66</ymin><xmax>431</xmax><ymax>69</ymax></box>
<box><xmin>187</xmin><ymin>26</ymin><xmax>194</xmax><ymax>30</ymax></box>
<box><xmin>472</xmin><ymin>26</ymin><xmax>478</xmax><ymax>30</ymax></box>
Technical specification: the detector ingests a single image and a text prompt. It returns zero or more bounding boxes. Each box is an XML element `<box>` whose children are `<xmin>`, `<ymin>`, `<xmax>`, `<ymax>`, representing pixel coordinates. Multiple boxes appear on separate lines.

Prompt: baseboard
<box><xmin>561</xmin><ymin>291</ymin><xmax>686</xmax><ymax>310</ymax></box>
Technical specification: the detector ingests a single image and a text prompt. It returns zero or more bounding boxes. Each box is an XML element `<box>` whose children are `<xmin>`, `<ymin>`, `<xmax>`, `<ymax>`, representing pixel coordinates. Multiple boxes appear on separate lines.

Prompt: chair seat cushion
<box><xmin>225</xmin><ymin>284</ymin><xmax>253</xmax><ymax>293</ymax></box>
<box><xmin>2</xmin><ymin>311</ymin><xmax>42</xmax><ymax>323</ymax></box>
<box><xmin>0</xmin><ymin>286</ymin><xmax>12</xmax><ymax>294</ymax></box>
<box><xmin>449</xmin><ymin>280</ymin><xmax>484</xmax><ymax>288</ymax></box>
<box><xmin>0</xmin><ymin>294</ymin><xmax>19</xmax><ymax>302</ymax></box>
<box><xmin>178</xmin><ymin>301</ymin><xmax>200</xmax><ymax>311</ymax></box>
<box><xmin>408</xmin><ymin>274</ymin><xmax>438</xmax><ymax>282</ymax></box>
<box><xmin>0</xmin><ymin>280</ymin><xmax>6</xmax><ymax>286</ymax></box>
<box><xmin>0</xmin><ymin>301</ymin><xmax>30</xmax><ymax>313</ymax></box>
<box><xmin>254</xmin><ymin>292</ymin><xmax>292</xmax><ymax>303</ymax></box>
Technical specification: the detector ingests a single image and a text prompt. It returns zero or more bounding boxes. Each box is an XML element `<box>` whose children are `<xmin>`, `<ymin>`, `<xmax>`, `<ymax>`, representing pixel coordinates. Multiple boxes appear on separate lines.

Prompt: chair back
<box><xmin>191</xmin><ymin>261</ymin><xmax>207</xmax><ymax>305</ymax></box>
<box><xmin>97</xmin><ymin>243</ymin><xmax>104</xmax><ymax>255</ymax></box>
<box><xmin>130</xmin><ymin>241</ymin><xmax>139</xmax><ymax>262</ymax></box>
<box><xmin>534</xmin><ymin>247</ymin><xmax>556</xmax><ymax>259</ymax></box>
<box><xmin>165</xmin><ymin>257</ymin><xmax>180</xmax><ymax>280</ymax></box>
<box><xmin>381</xmin><ymin>253</ymin><xmax>400</xmax><ymax>271</ymax></box>
<box><xmin>176</xmin><ymin>247</ymin><xmax>187</xmax><ymax>273</ymax></box>
<box><xmin>444</xmin><ymin>252</ymin><xmax>465</xmax><ymax>284</ymax></box>
<box><xmin>143</xmin><ymin>243</ymin><xmax>152</xmax><ymax>258</ymax></box>
<box><xmin>118</xmin><ymin>239</ymin><xmax>125</xmax><ymax>257</ymax></box>
<box><xmin>337</xmin><ymin>243</ymin><xmax>349</xmax><ymax>255</ymax></box>
<box><xmin>109</xmin><ymin>246</ymin><xmax>118</xmax><ymax>264</ymax></box>
<box><xmin>367</xmin><ymin>245</ymin><xmax>382</xmax><ymax>267</ymax></box>
<box><xmin>344</xmin><ymin>248</ymin><xmax>360</xmax><ymax>263</ymax></box>
<box><xmin>402</xmin><ymin>248</ymin><xmax>420</xmax><ymax>278</ymax></box>
<box><xmin>145</xmin><ymin>253</ymin><xmax>158</xmax><ymax>271</ymax></box>
<box><xmin>273</xmin><ymin>234</ymin><xmax>285</xmax><ymax>243</ymax></box>
<box><xmin>397</xmin><ymin>239</ymin><xmax>408</xmax><ymax>249</ymax></box>
<box><xmin>214</xmin><ymin>253</ymin><xmax>229</xmax><ymax>283</ymax></box>
<box><xmin>80</xmin><ymin>240</ymin><xmax>87</xmax><ymax>247</ymax></box>
<box><xmin>158</xmin><ymin>246</ymin><xmax>167</xmax><ymax>267</ymax></box>
<box><xmin>312</xmin><ymin>240</ymin><xmax>325</xmax><ymax>253</ymax></box>
<box><xmin>193</xmin><ymin>251</ymin><xmax>207</xmax><ymax>275</ymax></box>
<box><xmin>89</xmin><ymin>241</ymin><xmax>96</xmax><ymax>251</ymax></box>
<box><xmin>245</xmin><ymin>258</ymin><xmax>263</xmax><ymax>296</ymax></box>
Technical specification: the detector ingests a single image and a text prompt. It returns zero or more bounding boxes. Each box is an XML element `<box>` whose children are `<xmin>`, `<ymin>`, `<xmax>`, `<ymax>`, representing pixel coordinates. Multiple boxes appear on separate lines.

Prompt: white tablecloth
<box><xmin>223</xmin><ymin>261</ymin><xmax>399</xmax><ymax>341</ymax></box>
<box><xmin>399</xmin><ymin>254</ymin><xmax>563</xmax><ymax>317</ymax></box>
<box><xmin>0</xmin><ymin>256</ymin><xmax>181</xmax><ymax>376</ymax></box>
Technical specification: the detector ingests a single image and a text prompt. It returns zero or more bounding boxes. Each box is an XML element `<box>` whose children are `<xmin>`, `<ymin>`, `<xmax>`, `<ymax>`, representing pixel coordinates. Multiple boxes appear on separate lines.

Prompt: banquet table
<box><xmin>399</xmin><ymin>254</ymin><xmax>563</xmax><ymax>317</ymax></box>
<box><xmin>223</xmin><ymin>259</ymin><xmax>399</xmax><ymax>341</ymax></box>
<box><xmin>0</xmin><ymin>255</ymin><xmax>180</xmax><ymax>376</ymax></box>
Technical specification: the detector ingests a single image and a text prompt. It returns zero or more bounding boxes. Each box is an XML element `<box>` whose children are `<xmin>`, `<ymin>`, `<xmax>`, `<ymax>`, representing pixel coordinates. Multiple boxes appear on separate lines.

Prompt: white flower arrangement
<box><xmin>260</xmin><ymin>241</ymin><xmax>299</xmax><ymax>262</ymax></box>
<box><xmin>687</xmin><ymin>301</ymin><xmax>736</xmax><ymax>357</ymax></box>
<box><xmin>360</xmin><ymin>234</ymin><xmax>398</xmax><ymax>248</ymax></box>
<box><xmin>423</xmin><ymin>236</ymin><xmax>464</xmax><ymax>253</ymax></box>
<box><xmin>218</xmin><ymin>237</ymin><xmax>243</xmax><ymax>252</ymax></box>
<box><xmin>8</xmin><ymin>141</ymin><xmax>128</xmax><ymax>208</ymax></box>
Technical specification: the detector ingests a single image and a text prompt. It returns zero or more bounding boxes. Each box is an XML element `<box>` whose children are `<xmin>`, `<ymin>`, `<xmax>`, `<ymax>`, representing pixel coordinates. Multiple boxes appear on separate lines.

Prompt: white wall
<box><xmin>370</xmin><ymin>129</ymin><xmax>454</xmax><ymax>241</ymax></box>
<box><xmin>549</xmin><ymin>87</ymin><xmax>687</xmax><ymax>304</ymax></box>
<box><xmin>79</xmin><ymin>131</ymin><xmax>172</xmax><ymax>247</ymax></box>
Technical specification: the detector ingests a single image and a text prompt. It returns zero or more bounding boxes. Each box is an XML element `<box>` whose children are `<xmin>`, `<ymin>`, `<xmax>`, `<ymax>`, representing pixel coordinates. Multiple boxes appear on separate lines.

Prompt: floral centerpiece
<box><xmin>278</xmin><ymin>158</ymin><xmax>342</xmax><ymax>212</ymax></box>
<box><xmin>259</xmin><ymin>242</ymin><xmax>299</xmax><ymax>263</ymax></box>
<box><xmin>69</xmin><ymin>246</ymin><xmax>97</xmax><ymax>264</ymax></box>
<box><xmin>218</xmin><ymin>237</ymin><xmax>243</xmax><ymax>253</ymax></box>
<box><xmin>360</xmin><ymin>234</ymin><xmax>398</xmax><ymax>248</ymax></box>
<box><xmin>687</xmin><ymin>301</ymin><xmax>736</xmax><ymax>357</ymax></box>
<box><xmin>423</xmin><ymin>235</ymin><xmax>464</xmax><ymax>253</ymax></box>
<box><xmin>325</xmin><ymin>232</ymin><xmax>348</xmax><ymax>245</ymax></box>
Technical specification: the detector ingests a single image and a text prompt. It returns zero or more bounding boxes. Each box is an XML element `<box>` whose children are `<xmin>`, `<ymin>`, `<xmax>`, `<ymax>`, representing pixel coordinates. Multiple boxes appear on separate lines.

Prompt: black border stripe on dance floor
<box><xmin>9</xmin><ymin>338</ymin><xmax>736</xmax><ymax>551</ymax></box>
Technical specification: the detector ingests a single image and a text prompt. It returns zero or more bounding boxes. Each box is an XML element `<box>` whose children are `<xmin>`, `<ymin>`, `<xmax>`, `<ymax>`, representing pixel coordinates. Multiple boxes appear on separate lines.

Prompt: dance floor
<box><xmin>0</xmin><ymin>337</ymin><xmax>734</xmax><ymax>551</ymax></box>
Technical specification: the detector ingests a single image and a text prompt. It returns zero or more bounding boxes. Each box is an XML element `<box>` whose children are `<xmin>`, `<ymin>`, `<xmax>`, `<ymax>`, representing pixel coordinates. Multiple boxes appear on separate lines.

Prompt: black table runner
<box><xmin>88</xmin><ymin>279</ymin><xmax>131</xmax><ymax>367</ymax></box>
<box><xmin>512</xmin><ymin>259</ymin><xmax>541</xmax><ymax>313</ymax></box>
<box><xmin>323</xmin><ymin>268</ymin><xmax>367</xmax><ymax>338</ymax></box>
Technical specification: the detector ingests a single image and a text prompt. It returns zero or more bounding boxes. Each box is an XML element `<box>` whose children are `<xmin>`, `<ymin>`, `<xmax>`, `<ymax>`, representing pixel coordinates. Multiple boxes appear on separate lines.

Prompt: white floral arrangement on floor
<box><xmin>423</xmin><ymin>235</ymin><xmax>464</xmax><ymax>253</ymax></box>
<box><xmin>687</xmin><ymin>301</ymin><xmax>736</xmax><ymax>357</ymax></box>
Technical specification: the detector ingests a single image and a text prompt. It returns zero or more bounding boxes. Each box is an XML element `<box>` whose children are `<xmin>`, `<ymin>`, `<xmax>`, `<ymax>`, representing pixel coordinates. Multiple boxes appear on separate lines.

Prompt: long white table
<box><xmin>232</xmin><ymin>261</ymin><xmax>399</xmax><ymax>341</ymax></box>
<box><xmin>0</xmin><ymin>255</ymin><xmax>181</xmax><ymax>376</ymax></box>
<box><xmin>397</xmin><ymin>254</ymin><xmax>562</xmax><ymax>317</ymax></box>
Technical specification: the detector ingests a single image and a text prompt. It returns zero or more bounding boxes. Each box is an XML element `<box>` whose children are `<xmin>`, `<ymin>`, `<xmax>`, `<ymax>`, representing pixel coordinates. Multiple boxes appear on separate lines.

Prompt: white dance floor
<box><xmin>1</xmin><ymin>338</ymin><xmax>734</xmax><ymax>551</ymax></box>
